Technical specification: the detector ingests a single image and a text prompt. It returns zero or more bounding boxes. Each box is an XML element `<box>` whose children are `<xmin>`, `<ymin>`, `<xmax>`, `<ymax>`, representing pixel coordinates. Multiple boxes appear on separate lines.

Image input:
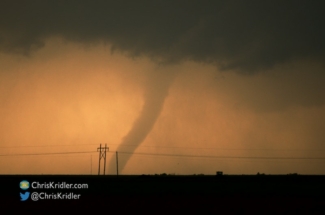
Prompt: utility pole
<box><xmin>116</xmin><ymin>151</ymin><xmax>119</xmax><ymax>176</ymax></box>
<box><xmin>97</xmin><ymin>144</ymin><xmax>109</xmax><ymax>175</ymax></box>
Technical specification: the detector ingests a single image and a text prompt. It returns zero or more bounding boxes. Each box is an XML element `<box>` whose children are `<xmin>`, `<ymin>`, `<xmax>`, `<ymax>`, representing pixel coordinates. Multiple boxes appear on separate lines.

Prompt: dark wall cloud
<box><xmin>1</xmin><ymin>1</ymin><xmax>325</xmax><ymax>72</ymax></box>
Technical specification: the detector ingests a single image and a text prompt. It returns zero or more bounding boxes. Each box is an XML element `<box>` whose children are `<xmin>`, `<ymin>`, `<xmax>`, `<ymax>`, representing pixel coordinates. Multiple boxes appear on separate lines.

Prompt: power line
<box><xmin>0</xmin><ymin>143</ymin><xmax>99</xmax><ymax>148</ymax></box>
<box><xmin>1</xmin><ymin>150</ymin><xmax>325</xmax><ymax>160</ymax></box>
<box><xmin>90</xmin><ymin>144</ymin><xmax>325</xmax><ymax>151</ymax></box>
<box><xmin>112</xmin><ymin>151</ymin><xmax>325</xmax><ymax>160</ymax></box>
<box><xmin>118</xmin><ymin>146</ymin><xmax>325</xmax><ymax>152</ymax></box>
<box><xmin>1</xmin><ymin>143</ymin><xmax>325</xmax><ymax>152</ymax></box>
<box><xmin>0</xmin><ymin>151</ymin><xmax>97</xmax><ymax>157</ymax></box>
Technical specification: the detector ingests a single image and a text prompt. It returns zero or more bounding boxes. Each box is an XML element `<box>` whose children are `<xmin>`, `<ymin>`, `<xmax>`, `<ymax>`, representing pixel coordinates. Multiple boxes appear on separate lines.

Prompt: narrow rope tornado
<box><xmin>108</xmin><ymin>71</ymin><xmax>176</xmax><ymax>174</ymax></box>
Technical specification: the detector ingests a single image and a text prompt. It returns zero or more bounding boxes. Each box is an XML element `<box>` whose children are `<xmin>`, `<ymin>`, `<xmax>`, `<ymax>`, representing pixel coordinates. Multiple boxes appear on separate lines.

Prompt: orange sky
<box><xmin>0</xmin><ymin>37</ymin><xmax>325</xmax><ymax>175</ymax></box>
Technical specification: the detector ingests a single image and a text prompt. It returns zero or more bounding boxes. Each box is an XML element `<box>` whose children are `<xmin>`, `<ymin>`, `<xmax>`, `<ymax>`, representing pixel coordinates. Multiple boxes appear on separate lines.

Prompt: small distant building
<box><xmin>216</xmin><ymin>171</ymin><xmax>223</xmax><ymax>176</ymax></box>
<box><xmin>288</xmin><ymin>173</ymin><xmax>298</xmax><ymax>176</ymax></box>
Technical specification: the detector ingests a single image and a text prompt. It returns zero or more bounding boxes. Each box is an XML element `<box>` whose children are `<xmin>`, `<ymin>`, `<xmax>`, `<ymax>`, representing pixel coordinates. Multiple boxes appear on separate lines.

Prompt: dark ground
<box><xmin>1</xmin><ymin>175</ymin><xmax>324</xmax><ymax>214</ymax></box>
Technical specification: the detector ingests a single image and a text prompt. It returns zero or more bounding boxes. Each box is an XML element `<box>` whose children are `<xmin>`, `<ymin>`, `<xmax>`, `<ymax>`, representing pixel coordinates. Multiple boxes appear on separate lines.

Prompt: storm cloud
<box><xmin>1</xmin><ymin>1</ymin><xmax>325</xmax><ymax>72</ymax></box>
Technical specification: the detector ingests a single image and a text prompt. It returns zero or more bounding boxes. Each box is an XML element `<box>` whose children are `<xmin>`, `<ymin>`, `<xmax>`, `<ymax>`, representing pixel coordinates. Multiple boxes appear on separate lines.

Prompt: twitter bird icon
<box><xmin>20</xmin><ymin>192</ymin><xmax>30</xmax><ymax>201</ymax></box>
